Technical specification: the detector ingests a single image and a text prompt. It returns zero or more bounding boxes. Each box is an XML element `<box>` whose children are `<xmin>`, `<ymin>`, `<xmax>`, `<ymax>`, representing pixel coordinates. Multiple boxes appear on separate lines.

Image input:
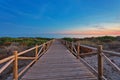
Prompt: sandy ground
<box><xmin>83</xmin><ymin>55</ymin><xmax>120</xmax><ymax>80</ymax></box>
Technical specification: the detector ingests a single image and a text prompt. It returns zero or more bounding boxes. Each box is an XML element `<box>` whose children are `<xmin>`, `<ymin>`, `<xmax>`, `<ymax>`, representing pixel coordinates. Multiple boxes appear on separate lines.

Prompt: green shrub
<box><xmin>62</xmin><ymin>37</ymin><xmax>73</xmax><ymax>42</ymax></box>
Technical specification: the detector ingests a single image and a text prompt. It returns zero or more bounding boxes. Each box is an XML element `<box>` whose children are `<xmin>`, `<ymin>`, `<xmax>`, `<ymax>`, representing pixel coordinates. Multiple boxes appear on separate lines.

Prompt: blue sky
<box><xmin>0</xmin><ymin>0</ymin><xmax>120</xmax><ymax>38</ymax></box>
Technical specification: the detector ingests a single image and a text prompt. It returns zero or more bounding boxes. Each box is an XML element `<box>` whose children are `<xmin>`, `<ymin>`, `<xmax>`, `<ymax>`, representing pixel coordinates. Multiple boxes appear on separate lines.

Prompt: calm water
<box><xmin>35</xmin><ymin>34</ymin><xmax>118</xmax><ymax>38</ymax></box>
<box><xmin>0</xmin><ymin>34</ymin><xmax>118</xmax><ymax>38</ymax></box>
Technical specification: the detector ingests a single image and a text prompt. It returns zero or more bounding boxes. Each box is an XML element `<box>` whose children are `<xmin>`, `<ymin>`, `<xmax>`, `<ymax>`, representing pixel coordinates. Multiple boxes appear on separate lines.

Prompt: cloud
<box><xmin>59</xmin><ymin>23</ymin><xmax>120</xmax><ymax>35</ymax></box>
<box><xmin>94</xmin><ymin>25</ymin><xmax>106</xmax><ymax>30</ymax></box>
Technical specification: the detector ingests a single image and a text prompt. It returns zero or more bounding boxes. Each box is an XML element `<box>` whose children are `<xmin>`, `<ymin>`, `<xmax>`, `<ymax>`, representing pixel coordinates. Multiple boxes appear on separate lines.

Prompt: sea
<box><xmin>0</xmin><ymin>34</ymin><xmax>118</xmax><ymax>38</ymax></box>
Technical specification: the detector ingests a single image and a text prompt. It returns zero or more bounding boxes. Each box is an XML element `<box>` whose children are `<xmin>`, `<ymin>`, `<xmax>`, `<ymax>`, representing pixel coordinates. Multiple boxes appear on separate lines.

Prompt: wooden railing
<box><xmin>0</xmin><ymin>40</ymin><xmax>53</xmax><ymax>80</ymax></box>
<box><xmin>61</xmin><ymin>40</ymin><xmax>120</xmax><ymax>80</ymax></box>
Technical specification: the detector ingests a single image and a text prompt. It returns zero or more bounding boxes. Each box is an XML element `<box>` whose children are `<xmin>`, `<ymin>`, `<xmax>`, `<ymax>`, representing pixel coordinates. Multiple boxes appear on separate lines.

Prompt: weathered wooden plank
<box><xmin>21</xmin><ymin>40</ymin><xmax>97</xmax><ymax>80</ymax></box>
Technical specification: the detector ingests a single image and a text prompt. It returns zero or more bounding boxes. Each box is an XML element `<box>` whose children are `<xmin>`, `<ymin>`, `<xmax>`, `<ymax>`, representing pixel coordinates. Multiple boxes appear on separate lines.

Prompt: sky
<box><xmin>0</xmin><ymin>0</ymin><xmax>120</xmax><ymax>38</ymax></box>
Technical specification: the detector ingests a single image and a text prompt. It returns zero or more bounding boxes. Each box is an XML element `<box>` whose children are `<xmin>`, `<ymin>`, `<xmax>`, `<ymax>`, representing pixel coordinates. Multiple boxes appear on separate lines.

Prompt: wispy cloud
<box><xmin>94</xmin><ymin>25</ymin><xmax>106</xmax><ymax>30</ymax></box>
<box><xmin>59</xmin><ymin>23</ymin><xmax>120</xmax><ymax>35</ymax></box>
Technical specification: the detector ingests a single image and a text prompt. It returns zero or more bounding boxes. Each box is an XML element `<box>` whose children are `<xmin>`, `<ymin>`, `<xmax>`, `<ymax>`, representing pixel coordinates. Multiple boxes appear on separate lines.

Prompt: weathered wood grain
<box><xmin>21</xmin><ymin>40</ymin><xmax>97</xmax><ymax>80</ymax></box>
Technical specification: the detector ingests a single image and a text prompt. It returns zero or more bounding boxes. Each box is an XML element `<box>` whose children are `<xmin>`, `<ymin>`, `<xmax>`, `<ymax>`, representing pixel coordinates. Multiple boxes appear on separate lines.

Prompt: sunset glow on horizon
<box><xmin>59</xmin><ymin>23</ymin><xmax>120</xmax><ymax>36</ymax></box>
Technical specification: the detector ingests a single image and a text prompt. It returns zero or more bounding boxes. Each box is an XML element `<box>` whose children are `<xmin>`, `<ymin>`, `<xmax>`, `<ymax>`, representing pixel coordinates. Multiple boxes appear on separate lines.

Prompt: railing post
<box><xmin>65</xmin><ymin>41</ymin><xmax>67</xmax><ymax>46</ymax></box>
<box><xmin>46</xmin><ymin>43</ymin><xmax>48</xmax><ymax>50</ymax></box>
<box><xmin>67</xmin><ymin>42</ymin><xmax>69</xmax><ymax>48</ymax></box>
<box><xmin>67</xmin><ymin>42</ymin><xmax>69</xmax><ymax>49</ymax></box>
<box><xmin>35</xmin><ymin>44</ymin><xmax>38</xmax><ymax>61</ymax></box>
<box><xmin>71</xmin><ymin>41</ymin><xmax>73</xmax><ymax>52</ymax></box>
<box><xmin>47</xmin><ymin>42</ymin><xmax>49</xmax><ymax>49</ymax></box>
<box><xmin>50</xmin><ymin>41</ymin><xmax>52</xmax><ymax>47</ymax></box>
<box><xmin>43</xmin><ymin>43</ymin><xmax>46</xmax><ymax>52</ymax></box>
<box><xmin>46</xmin><ymin>42</ymin><xmax>49</xmax><ymax>50</ymax></box>
<box><xmin>98</xmin><ymin>45</ymin><xmax>103</xmax><ymax>80</ymax></box>
<box><xmin>13</xmin><ymin>51</ymin><xmax>18</xmax><ymax>80</ymax></box>
<box><xmin>66</xmin><ymin>41</ymin><xmax>69</xmax><ymax>48</ymax></box>
<box><xmin>64</xmin><ymin>41</ymin><xmax>65</xmax><ymax>45</ymax></box>
<box><xmin>69</xmin><ymin>42</ymin><xmax>71</xmax><ymax>49</ymax></box>
<box><xmin>45</xmin><ymin>43</ymin><xmax>47</xmax><ymax>51</ymax></box>
<box><xmin>77</xmin><ymin>42</ymin><xmax>80</xmax><ymax>59</ymax></box>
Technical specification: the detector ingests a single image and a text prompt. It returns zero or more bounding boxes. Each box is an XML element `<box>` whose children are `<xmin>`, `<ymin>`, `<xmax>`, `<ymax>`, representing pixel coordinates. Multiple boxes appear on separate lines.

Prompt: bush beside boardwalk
<box><xmin>63</xmin><ymin>36</ymin><xmax>120</xmax><ymax>52</ymax></box>
<box><xmin>0</xmin><ymin>37</ymin><xmax>51</xmax><ymax>80</ymax></box>
<box><xmin>0</xmin><ymin>37</ymin><xmax>51</xmax><ymax>58</ymax></box>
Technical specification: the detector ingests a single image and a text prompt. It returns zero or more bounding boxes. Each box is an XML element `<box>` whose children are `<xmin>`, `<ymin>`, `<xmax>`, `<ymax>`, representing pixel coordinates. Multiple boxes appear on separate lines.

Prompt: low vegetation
<box><xmin>0</xmin><ymin>37</ymin><xmax>52</xmax><ymax>80</ymax></box>
<box><xmin>0</xmin><ymin>37</ymin><xmax>51</xmax><ymax>59</ymax></box>
<box><xmin>0</xmin><ymin>37</ymin><xmax>51</xmax><ymax>46</ymax></box>
<box><xmin>62</xmin><ymin>36</ymin><xmax>120</xmax><ymax>52</ymax></box>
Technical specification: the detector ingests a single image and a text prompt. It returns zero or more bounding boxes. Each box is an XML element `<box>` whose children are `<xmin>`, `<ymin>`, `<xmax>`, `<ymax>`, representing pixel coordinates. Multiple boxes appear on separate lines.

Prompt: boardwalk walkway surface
<box><xmin>22</xmin><ymin>40</ymin><xmax>97</xmax><ymax>80</ymax></box>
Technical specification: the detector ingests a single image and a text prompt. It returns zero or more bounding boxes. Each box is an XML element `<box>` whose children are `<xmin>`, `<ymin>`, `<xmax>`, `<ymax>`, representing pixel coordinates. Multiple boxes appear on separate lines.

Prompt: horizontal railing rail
<box><xmin>0</xmin><ymin>40</ymin><xmax>53</xmax><ymax>80</ymax></box>
<box><xmin>61</xmin><ymin>39</ymin><xmax>120</xmax><ymax>80</ymax></box>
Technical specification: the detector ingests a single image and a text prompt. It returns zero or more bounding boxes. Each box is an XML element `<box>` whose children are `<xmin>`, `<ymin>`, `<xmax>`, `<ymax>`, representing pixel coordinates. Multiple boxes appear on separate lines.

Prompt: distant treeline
<box><xmin>0</xmin><ymin>37</ymin><xmax>52</xmax><ymax>46</ymax></box>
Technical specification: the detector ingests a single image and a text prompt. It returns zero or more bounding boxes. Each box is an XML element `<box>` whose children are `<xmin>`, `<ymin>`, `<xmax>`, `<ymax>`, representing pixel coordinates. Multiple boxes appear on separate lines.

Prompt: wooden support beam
<box><xmin>65</xmin><ymin>41</ymin><xmax>67</xmax><ymax>46</ymax></box>
<box><xmin>43</xmin><ymin>43</ymin><xmax>46</xmax><ymax>52</ymax></box>
<box><xmin>66</xmin><ymin>41</ymin><xmax>68</xmax><ymax>48</ymax></box>
<box><xmin>47</xmin><ymin>42</ymin><xmax>50</xmax><ymax>49</ymax></box>
<box><xmin>18</xmin><ymin>60</ymin><xmax>35</xmax><ymax>77</ymax></box>
<box><xmin>80</xmin><ymin>51</ymin><xmax>97</xmax><ymax>56</ymax></box>
<box><xmin>71</xmin><ymin>42</ymin><xmax>73</xmax><ymax>52</ymax></box>
<box><xmin>77</xmin><ymin>42</ymin><xmax>80</xmax><ymax>59</ymax></box>
<box><xmin>35</xmin><ymin>45</ymin><xmax>38</xmax><ymax>61</ymax></box>
<box><xmin>97</xmin><ymin>45</ymin><xmax>103</xmax><ymax>80</ymax></box>
<box><xmin>18</xmin><ymin>57</ymin><xmax>35</xmax><ymax>60</ymax></box>
<box><xmin>102</xmin><ymin>53</ymin><xmax>120</xmax><ymax>74</ymax></box>
<box><xmin>13</xmin><ymin>51</ymin><xmax>18</xmax><ymax>80</ymax></box>
<box><xmin>46</xmin><ymin>43</ymin><xmax>48</xmax><ymax>50</ymax></box>
<box><xmin>38</xmin><ymin>47</ymin><xmax>43</xmax><ymax>56</ymax></box>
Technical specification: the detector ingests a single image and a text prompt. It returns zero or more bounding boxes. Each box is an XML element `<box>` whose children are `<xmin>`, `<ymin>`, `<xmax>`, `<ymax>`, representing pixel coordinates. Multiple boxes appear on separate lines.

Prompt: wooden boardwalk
<box><xmin>21</xmin><ymin>40</ymin><xmax>97</xmax><ymax>80</ymax></box>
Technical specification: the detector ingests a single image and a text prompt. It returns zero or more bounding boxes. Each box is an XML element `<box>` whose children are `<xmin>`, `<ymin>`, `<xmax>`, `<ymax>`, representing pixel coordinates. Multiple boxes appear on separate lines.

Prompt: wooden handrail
<box><xmin>0</xmin><ymin>40</ymin><xmax>53</xmax><ymax>80</ymax></box>
<box><xmin>80</xmin><ymin>44</ymin><xmax>120</xmax><ymax>56</ymax></box>
<box><xmin>35</xmin><ymin>44</ymin><xmax>38</xmax><ymax>61</ymax></box>
<box><xmin>103</xmin><ymin>50</ymin><xmax>120</xmax><ymax>57</ymax></box>
<box><xmin>71</xmin><ymin>42</ymin><xmax>120</xmax><ymax>56</ymax></box>
<box><xmin>18</xmin><ymin>47</ymin><xmax>36</xmax><ymax>56</ymax></box>
<box><xmin>0</xmin><ymin>55</ymin><xmax>14</xmax><ymax>64</ymax></box>
<box><xmin>61</xmin><ymin>40</ymin><xmax>120</xmax><ymax>80</ymax></box>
